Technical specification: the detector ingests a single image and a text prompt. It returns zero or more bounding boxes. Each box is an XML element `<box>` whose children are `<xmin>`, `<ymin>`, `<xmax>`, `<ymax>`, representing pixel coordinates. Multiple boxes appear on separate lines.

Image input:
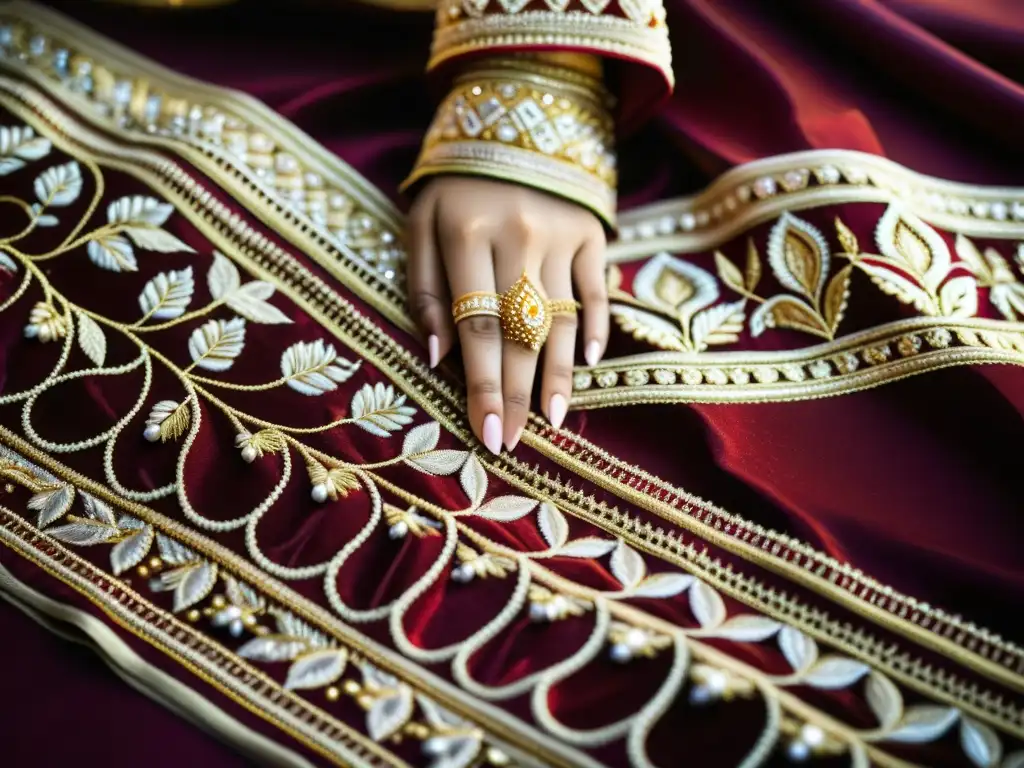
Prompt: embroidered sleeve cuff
<box><xmin>401</xmin><ymin>57</ymin><xmax>617</xmax><ymax>227</ymax></box>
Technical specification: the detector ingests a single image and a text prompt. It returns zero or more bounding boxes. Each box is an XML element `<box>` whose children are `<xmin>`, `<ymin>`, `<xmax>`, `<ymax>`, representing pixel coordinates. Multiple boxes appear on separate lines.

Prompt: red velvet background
<box><xmin>2</xmin><ymin>0</ymin><xmax>1024</xmax><ymax>764</ymax></box>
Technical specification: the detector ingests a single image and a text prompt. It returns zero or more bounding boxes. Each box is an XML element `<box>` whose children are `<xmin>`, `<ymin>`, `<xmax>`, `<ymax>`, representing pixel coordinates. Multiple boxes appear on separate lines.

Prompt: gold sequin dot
<box><xmin>136</xmin><ymin>565</ymin><xmax>149</xmax><ymax>578</ymax></box>
<box><xmin>325</xmin><ymin>687</ymin><xmax>340</xmax><ymax>702</ymax></box>
<box><xmin>186</xmin><ymin>610</ymin><xmax>201</xmax><ymax>622</ymax></box>
<box><xmin>212</xmin><ymin>596</ymin><xmax>226</xmax><ymax>609</ymax></box>
<box><xmin>342</xmin><ymin>680</ymin><xmax>361</xmax><ymax>695</ymax></box>
<box><xmin>148</xmin><ymin>557</ymin><xmax>162</xmax><ymax>569</ymax></box>
<box><xmin>487</xmin><ymin>748</ymin><xmax>511</xmax><ymax>766</ymax></box>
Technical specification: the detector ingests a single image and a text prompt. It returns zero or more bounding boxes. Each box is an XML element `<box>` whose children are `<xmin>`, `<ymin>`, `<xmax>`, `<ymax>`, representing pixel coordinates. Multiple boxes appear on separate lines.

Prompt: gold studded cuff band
<box><xmin>402</xmin><ymin>58</ymin><xmax>617</xmax><ymax>227</ymax></box>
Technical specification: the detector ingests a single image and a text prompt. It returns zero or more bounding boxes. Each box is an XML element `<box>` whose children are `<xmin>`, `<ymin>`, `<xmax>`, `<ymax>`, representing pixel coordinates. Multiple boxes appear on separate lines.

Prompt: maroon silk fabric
<box><xmin>5</xmin><ymin>0</ymin><xmax>1024</xmax><ymax>764</ymax></box>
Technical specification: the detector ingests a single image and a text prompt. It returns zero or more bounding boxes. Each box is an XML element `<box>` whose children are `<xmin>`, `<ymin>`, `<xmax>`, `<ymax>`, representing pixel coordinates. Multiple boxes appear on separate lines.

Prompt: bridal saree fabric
<box><xmin>1</xmin><ymin>1</ymin><xmax>1023</xmax><ymax>766</ymax></box>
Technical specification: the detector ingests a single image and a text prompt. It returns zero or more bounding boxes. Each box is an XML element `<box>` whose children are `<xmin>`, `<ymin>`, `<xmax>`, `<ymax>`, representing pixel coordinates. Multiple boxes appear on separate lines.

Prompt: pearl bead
<box><xmin>529</xmin><ymin>602</ymin><xmax>548</xmax><ymax>622</ymax></box>
<box><xmin>609</xmin><ymin>643</ymin><xmax>632</xmax><ymax>663</ymax></box>
<box><xmin>325</xmin><ymin>686</ymin><xmax>340</xmax><ymax>702</ymax></box>
<box><xmin>143</xmin><ymin>424</ymin><xmax>161</xmax><ymax>442</ymax></box>
<box><xmin>388</xmin><ymin>521</ymin><xmax>408</xmax><ymax>539</ymax></box>
<box><xmin>625</xmin><ymin>628</ymin><xmax>647</xmax><ymax>649</ymax></box>
<box><xmin>311</xmin><ymin>484</ymin><xmax>329</xmax><ymax>503</ymax></box>
<box><xmin>800</xmin><ymin>725</ymin><xmax>824</xmax><ymax>747</ymax></box>
<box><xmin>241</xmin><ymin>445</ymin><xmax>257</xmax><ymax>463</ymax></box>
<box><xmin>786</xmin><ymin>741</ymin><xmax>810</xmax><ymax>762</ymax></box>
<box><xmin>451</xmin><ymin>564</ymin><xmax>474</xmax><ymax>583</ymax></box>
<box><xmin>688</xmin><ymin>685</ymin><xmax>713</xmax><ymax>705</ymax></box>
<box><xmin>706</xmin><ymin>670</ymin><xmax>728</xmax><ymax>693</ymax></box>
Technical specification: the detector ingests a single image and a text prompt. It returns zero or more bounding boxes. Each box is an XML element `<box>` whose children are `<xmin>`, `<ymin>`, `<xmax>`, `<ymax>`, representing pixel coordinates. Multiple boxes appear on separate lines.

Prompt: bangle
<box><xmin>402</xmin><ymin>59</ymin><xmax>617</xmax><ymax>226</ymax></box>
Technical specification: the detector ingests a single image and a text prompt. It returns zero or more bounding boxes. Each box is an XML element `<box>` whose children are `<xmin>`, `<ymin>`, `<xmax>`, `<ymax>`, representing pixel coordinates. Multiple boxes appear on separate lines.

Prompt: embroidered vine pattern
<box><xmin>1</xmin><ymin>128</ymin><xmax>1018</xmax><ymax>767</ymax></box>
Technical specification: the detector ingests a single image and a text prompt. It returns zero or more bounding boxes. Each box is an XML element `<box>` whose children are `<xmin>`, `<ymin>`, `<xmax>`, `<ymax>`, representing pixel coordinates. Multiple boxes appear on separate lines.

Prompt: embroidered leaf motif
<box><xmin>611</xmin><ymin>305</ymin><xmax>687</xmax><ymax>351</ymax></box>
<box><xmin>961</xmin><ymin>717</ymin><xmax>1002</xmax><ymax>768</ymax></box>
<box><xmin>188</xmin><ymin>317</ymin><xmax>246</xmax><ymax>372</ymax></box>
<box><xmin>146</xmin><ymin>400</ymin><xmax>191</xmax><ymax>442</ymax></box>
<box><xmin>349</xmin><ymin>383</ymin><xmax>416</xmax><ymax>437</ymax></box>
<box><xmin>745</xmin><ymin>237</ymin><xmax>763</xmax><ymax>291</ymax></box>
<box><xmin>207</xmin><ymin>251</ymin><xmax>241</xmax><ymax>298</ymax></box>
<box><xmin>632</xmin><ymin>572</ymin><xmax>694</xmax><ymax>599</ymax></box>
<box><xmin>280</xmin><ymin>339</ymin><xmax>359</xmax><ymax>396</ymax></box>
<box><xmin>34</xmin><ymin>161</ymin><xmax>82</xmax><ymax>207</ymax></box>
<box><xmin>610</xmin><ymin>539</ymin><xmax>646</xmax><ymax>589</ymax></box>
<box><xmin>632</xmin><ymin>251</ymin><xmax>719</xmax><ymax>326</ymax></box>
<box><xmin>0</xmin><ymin>125</ymin><xmax>51</xmax><ymax>175</ymax></box>
<box><xmin>47</xmin><ymin>519</ymin><xmax>119</xmax><ymax>545</ymax></box>
<box><xmin>835</xmin><ymin>216</ymin><xmax>859</xmax><ymax>258</ymax></box>
<box><xmin>939</xmin><ymin>274</ymin><xmax>979</xmax><ymax>318</ymax></box>
<box><xmin>0</xmin><ymin>251</ymin><xmax>18</xmax><ymax>273</ymax></box>
<box><xmin>857</xmin><ymin>260</ymin><xmax>937</xmax><ymax>315</ymax></box>
<box><xmin>27</xmin><ymin>484</ymin><xmax>75</xmax><ymax>528</ymax></box>
<box><xmin>367</xmin><ymin>685</ymin><xmax>414</xmax><ymax>742</ymax></box>
<box><xmin>476</xmin><ymin>495</ymin><xmax>537</xmax><ymax>522</ymax></box>
<box><xmin>709</xmin><ymin>615</ymin><xmax>782</xmax><ymax>642</ymax></box>
<box><xmin>690</xmin><ymin>299</ymin><xmax>746</xmax><ymax>351</ymax></box>
<box><xmin>767</xmin><ymin>212</ymin><xmax>830</xmax><ymax>301</ymax></box>
<box><xmin>803</xmin><ymin>656</ymin><xmax>870</xmax><ymax>689</ymax></box>
<box><xmin>955</xmin><ymin>234</ymin><xmax>991</xmax><ymax>283</ymax></box>
<box><xmin>886</xmin><ymin>705</ymin><xmax>959</xmax><ymax>744</ymax></box>
<box><xmin>75</xmin><ymin>311</ymin><xmax>107</xmax><ymax>367</ymax></box>
<box><xmin>283</xmin><ymin>649</ymin><xmax>348</xmax><ymax>691</ymax></box>
<box><xmin>750</xmin><ymin>295</ymin><xmax>830</xmax><ymax>339</ymax></box>
<box><xmin>225</xmin><ymin>281</ymin><xmax>291</xmax><ymax>325</ymax></box>
<box><xmin>138</xmin><ymin>267</ymin><xmax>195</xmax><ymax>320</ymax></box>
<box><xmin>237</xmin><ymin>636</ymin><xmax>308</xmax><ymax>662</ymax></box>
<box><xmin>779</xmin><ymin>626</ymin><xmax>818</xmax><ymax>672</ymax></box>
<box><xmin>689</xmin><ymin>579</ymin><xmax>726</xmax><ymax>627</ymax></box>
<box><xmin>556</xmin><ymin>537</ymin><xmax>617</xmax><ymax>559</ymax></box>
<box><xmin>822</xmin><ymin>264</ymin><xmax>852</xmax><ymax>334</ymax></box>
<box><xmin>88</xmin><ymin>235</ymin><xmax>137</xmax><ymax>272</ymax></box>
<box><xmin>538</xmin><ymin>503</ymin><xmax>569</xmax><ymax>549</ymax></box>
<box><xmin>402</xmin><ymin>422</ymin><xmax>440</xmax><ymax>456</ymax></box>
<box><xmin>110</xmin><ymin>524</ymin><xmax>154</xmax><ymax>575</ymax></box>
<box><xmin>458</xmin><ymin>453</ymin><xmax>487</xmax><ymax>507</ymax></box>
<box><xmin>81</xmin><ymin>491</ymin><xmax>118</xmax><ymax>526</ymax></box>
<box><xmin>156</xmin><ymin>533</ymin><xmax>200</xmax><ymax>566</ymax></box>
<box><xmin>106</xmin><ymin>196</ymin><xmax>193</xmax><ymax>254</ymax></box>
<box><xmin>407</xmin><ymin>450</ymin><xmax>467</xmax><ymax>476</ymax></box>
<box><xmin>865</xmin><ymin>671</ymin><xmax>903</xmax><ymax>730</ymax></box>
<box><xmin>30</xmin><ymin>203</ymin><xmax>58</xmax><ymax>227</ymax></box>
<box><xmin>249</xmin><ymin>430</ymin><xmax>287</xmax><ymax>455</ymax></box>
<box><xmin>122</xmin><ymin>225</ymin><xmax>193</xmax><ymax>253</ymax></box>
<box><xmin>714</xmin><ymin>250</ymin><xmax>745</xmax><ymax>294</ymax></box>
<box><xmin>875</xmin><ymin>204</ymin><xmax>951</xmax><ymax>292</ymax></box>
<box><xmin>155</xmin><ymin>561</ymin><xmax>218</xmax><ymax>612</ymax></box>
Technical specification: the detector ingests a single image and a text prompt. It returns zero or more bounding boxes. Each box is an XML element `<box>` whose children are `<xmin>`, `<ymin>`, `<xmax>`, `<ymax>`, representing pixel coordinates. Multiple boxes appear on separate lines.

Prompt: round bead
<box><xmin>311</xmin><ymin>484</ymin><xmax>329</xmax><ymax>503</ymax></box>
<box><xmin>241</xmin><ymin>445</ymin><xmax>257</xmax><ymax>463</ymax></box>
<box><xmin>388</xmin><ymin>521</ymin><xmax>409</xmax><ymax>539</ymax></box>
<box><xmin>609</xmin><ymin>643</ymin><xmax>632</xmax><ymax>663</ymax></box>
<box><xmin>800</xmin><ymin>725</ymin><xmax>825</xmax><ymax>747</ymax></box>
<box><xmin>143</xmin><ymin>424</ymin><xmax>161</xmax><ymax>442</ymax></box>
<box><xmin>529</xmin><ymin>602</ymin><xmax>548</xmax><ymax>622</ymax></box>
<box><xmin>786</xmin><ymin>740</ymin><xmax>811</xmax><ymax>762</ymax></box>
<box><xmin>451</xmin><ymin>564</ymin><xmax>475</xmax><ymax>583</ymax></box>
<box><xmin>325</xmin><ymin>687</ymin><xmax>341</xmax><ymax>702</ymax></box>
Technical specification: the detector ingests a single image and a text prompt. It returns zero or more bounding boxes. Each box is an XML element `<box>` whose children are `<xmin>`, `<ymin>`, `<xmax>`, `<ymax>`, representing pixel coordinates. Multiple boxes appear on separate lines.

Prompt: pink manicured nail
<box><xmin>584</xmin><ymin>340</ymin><xmax>601</xmax><ymax>367</ymax></box>
<box><xmin>428</xmin><ymin>334</ymin><xmax>440</xmax><ymax>369</ymax></box>
<box><xmin>482</xmin><ymin>413</ymin><xmax>503</xmax><ymax>455</ymax></box>
<box><xmin>506</xmin><ymin>427</ymin><xmax>523</xmax><ymax>452</ymax></box>
<box><xmin>548</xmin><ymin>393</ymin><xmax>567</xmax><ymax>430</ymax></box>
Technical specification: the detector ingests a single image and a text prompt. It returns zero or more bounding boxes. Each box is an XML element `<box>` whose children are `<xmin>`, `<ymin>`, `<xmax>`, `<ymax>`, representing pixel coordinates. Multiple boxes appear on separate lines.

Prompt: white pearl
<box><xmin>799</xmin><ymin>725</ymin><xmax>825</xmax><ymax>747</ymax></box>
<box><xmin>451</xmin><ymin>564</ymin><xmax>474</xmax><ymax>583</ymax></box>
<box><xmin>609</xmin><ymin>643</ymin><xmax>632</xmax><ymax>663</ymax></box>
<box><xmin>311</xmin><ymin>484</ymin><xmax>329</xmax><ymax>503</ymax></box>
<box><xmin>241</xmin><ymin>445</ymin><xmax>257</xmax><ymax>463</ymax></box>
<box><xmin>529</xmin><ymin>602</ymin><xmax>549</xmax><ymax>622</ymax></box>
<box><xmin>143</xmin><ymin>424</ymin><xmax>161</xmax><ymax>442</ymax></box>
<box><xmin>688</xmin><ymin>685</ymin><xmax>713</xmax><ymax>705</ymax></box>
<box><xmin>706</xmin><ymin>669</ymin><xmax>728</xmax><ymax>693</ymax></box>
<box><xmin>786</xmin><ymin>741</ymin><xmax>810</xmax><ymax>762</ymax></box>
<box><xmin>624</xmin><ymin>628</ymin><xmax>647</xmax><ymax>649</ymax></box>
<box><xmin>388</xmin><ymin>521</ymin><xmax>408</xmax><ymax>539</ymax></box>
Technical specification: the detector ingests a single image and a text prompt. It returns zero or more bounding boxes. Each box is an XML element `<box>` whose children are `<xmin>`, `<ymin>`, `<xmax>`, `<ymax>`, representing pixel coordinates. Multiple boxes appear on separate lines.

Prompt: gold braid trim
<box><xmin>402</xmin><ymin>56</ymin><xmax>617</xmax><ymax>225</ymax></box>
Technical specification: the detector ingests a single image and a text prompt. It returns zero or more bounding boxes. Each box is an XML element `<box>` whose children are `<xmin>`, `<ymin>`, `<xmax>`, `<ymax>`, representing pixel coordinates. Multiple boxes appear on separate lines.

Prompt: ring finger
<box><xmin>540</xmin><ymin>254</ymin><xmax>577</xmax><ymax>431</ymax></box>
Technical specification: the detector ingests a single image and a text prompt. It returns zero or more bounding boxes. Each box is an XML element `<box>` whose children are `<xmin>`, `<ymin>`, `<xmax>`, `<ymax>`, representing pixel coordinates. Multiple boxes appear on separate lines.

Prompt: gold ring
<box><xmin>548</xmin><ymin>299</ymin><xmax>581</xmax><ymax>316</ymax></box>
<box><xmin>500</xmin><ymin>272</ymin><xmax>552</xmax><ymax>351</ymax></box>
<box><xmin>452</xmin><ymin>291</ymin><xmax>501</xmax><ymax>324</ymax></box>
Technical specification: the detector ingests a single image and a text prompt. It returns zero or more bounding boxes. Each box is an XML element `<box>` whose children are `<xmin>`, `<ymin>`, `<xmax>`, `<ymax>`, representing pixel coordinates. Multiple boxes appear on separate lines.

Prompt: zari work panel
<box><xmin>2</xmin><ymin>4</ymin><xmax>1024</xmax><ymax>768</ymax></box>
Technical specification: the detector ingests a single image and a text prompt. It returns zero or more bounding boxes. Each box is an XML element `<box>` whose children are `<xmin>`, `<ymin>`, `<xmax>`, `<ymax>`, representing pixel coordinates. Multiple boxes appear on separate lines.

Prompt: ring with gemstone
<box><xmin>500</xmin><ymin>272</ymin><xmax>552</xmax><ymax>352</ymax></box>
<box><xmin>452</xmin><ymin>291</ymin><xmax>501</xmax><ymax>324</ymax></box>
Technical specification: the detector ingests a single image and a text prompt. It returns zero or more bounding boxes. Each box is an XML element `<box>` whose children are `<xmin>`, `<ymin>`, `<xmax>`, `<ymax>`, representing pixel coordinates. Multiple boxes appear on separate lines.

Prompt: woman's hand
<box><xmin>407</xmin><ymin>176</ymin><xmax>608</xmax><ymax>454</ymax></box>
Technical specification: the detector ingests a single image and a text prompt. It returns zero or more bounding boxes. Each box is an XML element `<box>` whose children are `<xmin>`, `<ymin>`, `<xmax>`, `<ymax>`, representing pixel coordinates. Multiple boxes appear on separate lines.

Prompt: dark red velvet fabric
<box><xmin>2</xmin><ymin>0</ymin><xmax>1024</xmax><ymax>764</ymax></box>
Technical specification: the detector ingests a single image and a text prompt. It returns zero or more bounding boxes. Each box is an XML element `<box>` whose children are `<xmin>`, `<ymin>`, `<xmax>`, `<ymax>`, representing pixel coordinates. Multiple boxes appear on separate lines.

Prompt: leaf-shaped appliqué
<box><xmin>283</xmin><ymin>648</ymin><xmax>348</xmax><ymax>691</ymax></box>
<box><xmin>857</xmin><ymin>259</ymin><xmax>938</xmax><ymax>315</ymax></box>
<box><xmin>75</xmin><ymin>311</ymin><xmax>107</xmax><ymax>367</ymax></box>
<box><xmin>961</xmin><ymin>717</ymin><xmax>1003</xmax><ymax>768</ymax></box>
<box><xmin>955</xmin><ymin>234</ymin><xmax>993</xmax><ymax>284</ymax></box>
<box><xmin>122</xmin><ymin>224</ymin><xmax>194</xmax><ymax>254</ymax></box>
<box><xmin>81</xmin><ymin>491</ymin><xmax>118</xmax><ymax>526</ymax></box>
<box><xmin>823</xmin><ymin>264</ymin><xmax>852</xmax><ymax>334</ymax></box>
<box><xmin>939</xmin><ymin>274</ymin><xmax>979</xmax><ymax>318</ymax></box>
<box><xmin>34</xmin><ymin>161</ymin><xmax>82</xmax><ymax>207</ymax></box>
<box><xmin>835</xmin><ymin>216</ymin><xmax>859</xmax><ymax>258</ymax></box>
<box><xmin>556</xmin><ymin>537</ymin><xmax>617</xmax><ymax>559</ymax></box>
<box><xmin>886</xmin><ymin>705</ymin><xmax>959</xmax><ymax>744</ymax></box>
<box><xmin>714</xmin><ymin>250</ymin><xmax>745</xmax><ymax>294</ymax></box>
<box><xmin>750</xmin><ymin>295</ymin><xmax>830</xmax><ymax>339</ymax></box>
<box><xmin>610</xmin><ymin>539</ymin><xmax>646</xmax><ymax>589</ymax></box>
<box><xmin>459</xmin><ymin>453</ymin><xmax>487</xmax><ymax>507</ymax></box>
<box><xmin>407</xmin><ymin>450</ymin><xmax>467</xmax><ymax>476</ymax></box>
<box><xmin>0</xmin><ymin>251</ymin><xmax>18</xmax><ymax>273</ymax></box>
<box><xmin>156</xmin><ymin>533</ymin><xmax>200</xmax><ymax>566</ymax></box>
<box><xmin>476</xmin><ymin>495</ymin><xmax>537</xmax><ymax>522</ymax></box>
<box><xmin>188</xmin><ymin>317</ymin><xmax>246</xmax><ymax>372</ymax></box>
<box><xmin>110</xmin><ymin>524</ymin><xmax>154</xmax><ymax>575</ymax></box>
<box><xmin>632</xmin><ymin>572</ymin><xmax>694</xmax><ymax>599</ymax></box>
<box><xmin>30</xmin><ymin>204</ymin><xmax>58</xmax><ymax>228</ymax></box>
<box><xmin>367</xmin><ymin>685</ymin><xmax>414</xmax><ymax>741</ymax></box>
<box><xmin>778</xmin><ymin>626</ymin><xmax>818</xmax><ymax>672</ymax></box>
<box><xmin>803</xmin><ymin>656</ymin><xmax>870</xmax><ymax>689</ymax></box>
<box><xmin>744</xmin><ymin>237</ymin><xmax>763</xmax><ymax>291</ymax></box>
<box><xmin>538</xmin><ymin>503</ymin><xmax>569</xmax><ymax>549</ymax></box>
<box><xmin>610</xmin><ymin>304</ymin><xmax>687</xmax><ymax>351</ymax></box>
<box><xmin>139</xmin><ymin>267</ymin><xmax>195</xmax><ymax>320</ymax></box>
<box><xmin>767</xmin><ymin>212</ymin><xmax>831</xmax><ymax>301</ymax></box>
<box><xmin>689</xmin><ymin>579</ymin><xmax>726</xmax><ymax>627</ymax></box>
<box><xmin>689</xmin><ymin>299</ymin><xmax>746</xmax><ymax>351</ymax></box>
<box><xmin>207</xmin><ymin>251</ymin><xmax>241</xmax><ymax>298</ymax></box>
<box><xmin>27</xmin><ymin>484</ymin><xmax>75</xmax><ymax>528</ymax></box>
<box><xmin>280</xmin><ymin>339</ymin><xmax>359</xmax><ymax>395</ymax></box>
<box><xmin>225</xmin><ymin>281</ymin><xmax>291</xmax><ymax>325</ymax></box>
<box><xmin>161</xmin><ymin>561</ymin><xmax>218</xmax><ymax>612</ymax></box>
<box><xmin>146</xmin><ymin>399</ymin><xmax>191</xmax><ymax>442</ymax></box>
<box><xmin>632</xmin><ymin>252</ymin><xmax>720</xmax><ymax>325</ymax></box>
<box><xmin>88</xmin><ymin>235</ymin><xmax>137</xmax><ymax>272</ymax></box>
<box><xmin>709</xmin><ymin>615</ymin><xmax>782</xmax><ymax>642</ymax></box>
<box><xmin>865</xmin><ymin>671</ymin><xmax>903</xmax><ymax>730</ymax></box>
<box><xmin>403</xmin><ymin>422</ymin><xmax>440</xmax><ymax>456</ymax></box>
<box><xmin>875</xmin><ymin>204</ymin><xmax>952</xmax><ymax>292</ymax></box>
<box><xmin>0</xmin><ymin>124</ymin><xmax>51</xmax><ymax>175</ymax></box>
<box><xmin>107</xmin><ymin>195</ymin><xmax>173</xmax><ymax>227</ymax></box>
<box><xmin>237</xmin><ymin>636</ymin><xmax>309</xmax><ymax>663</ymax></box>
<box><xmin>349</xmin><ymin>383</ymin><xmax>416</xmax><ymax>437</ymax></box>
<box><xmin>47</xmin><ymin>519</ymin><xmax>119</xmax><ymax>546</ymax></box>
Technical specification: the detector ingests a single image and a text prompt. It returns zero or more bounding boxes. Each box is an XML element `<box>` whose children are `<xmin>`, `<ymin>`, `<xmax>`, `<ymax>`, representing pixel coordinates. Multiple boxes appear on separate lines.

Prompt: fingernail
<box><xmin>548</xmin><ymin>393</ymin><xmax>567</xmax><ymax>430</ymax></box>
<box><xmin>482</xmin><ymin>413</ymin><xmax>502</xmax><ymax>455</ymax></box>
<box><xmin>428</xmin><ymin>334</ymin><xmax>440</xmax><ymax>369</ymax></box>
<box><xmin>585</xmin><ymin>340</ymin><xmax>601</xmax><ymax>367</ymax></box>
<box><xmin>506</xmin><ymin>427</ymin><xmax>523</xmax><ymax>451</ymax></box>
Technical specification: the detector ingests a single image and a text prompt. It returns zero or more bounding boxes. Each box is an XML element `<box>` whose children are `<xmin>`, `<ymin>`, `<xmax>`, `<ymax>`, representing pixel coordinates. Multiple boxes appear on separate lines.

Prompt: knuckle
<box><xmin>545</xmin><ymin>360</ymin><xmax>575</xmax><ymax>384</ymax></box>
<box><xmin>469</xmin><ymin>378</ymin><xmax>501</xmax><ymax>399</ymax></box>
<box><xmin>508</xmin><ymin>208</ymin><xmax>541</xmax><ymax>244</ymax></box>
<box><xmin>462</xmin><ymin>315</ymin><xmax>501</xmax><ymax>340</ymax></box>
<box><xmin>580</xmin><ymin>285</ymin><xmax>608</xmax><ymax>306</ymax></box>
<box><xmin>504</xmin><ymin>390</ymin><xmax>531</xmax><ymax>409</ymax></box>
<box><xmin>411</xmin><ymin>291</ymin><xmax>442</xmax><ymax>322</ymax></box>
<box><xmin>551</xmin><ymin>313</ymin><xmax>578</xmax><ymax>331</ymax></box>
